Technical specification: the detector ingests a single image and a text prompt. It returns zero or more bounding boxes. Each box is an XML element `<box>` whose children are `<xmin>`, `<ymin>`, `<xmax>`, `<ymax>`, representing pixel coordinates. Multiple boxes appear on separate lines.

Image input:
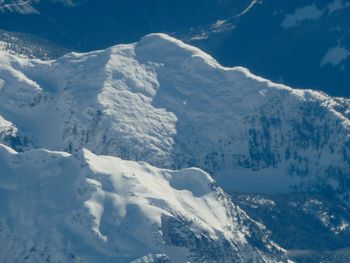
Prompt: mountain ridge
<box><xmin>0</xmin><ymin>33</ymin><xmax>349</xmax><ymax>199</ymax></box>
<box><xmin>0</xmin><ymin>143</ymin><xmax>286</xmax><ymax>262</ymax></box>
<box><xmin>1</xmin><ymin>0</ymin><xmax>349</xmax><ymax>97</ymax></box>
<box><xmin>0</xmin><ymin>33</ymin><xmax>350</xmax><ymax>262</ymax></box>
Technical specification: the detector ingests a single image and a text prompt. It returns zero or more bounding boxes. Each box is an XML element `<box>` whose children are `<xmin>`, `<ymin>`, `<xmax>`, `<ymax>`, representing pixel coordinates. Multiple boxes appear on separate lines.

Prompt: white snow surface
<box><xmin>0</xmin><ymin>33</ymin><xmax>349</xmax><ymax>197</ymax></box>
<box><xmin>0</xmin><ymin>143</ymin><xmax>284</xmax><ymax>262</ymax></box>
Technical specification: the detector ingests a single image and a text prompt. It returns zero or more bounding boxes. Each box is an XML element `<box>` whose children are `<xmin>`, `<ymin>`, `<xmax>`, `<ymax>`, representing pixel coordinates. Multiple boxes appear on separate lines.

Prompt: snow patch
<box><xmin>327</xmin><ymin>0</ymin><xmax>350</xmax><ymax>14</ymax></box>
<box><xmin>281</xmin><ymin>4</ymin><xmax>323</xmax><ymax>29</ymax></box>
<box><xmin>282</xmin><ymin>1</ymin><xmax>350</xmax><ymax>28</ymax></box>
<box><xmin>321</xmin><ymin>45</ymin><xmax>350</xmax><ymax>66</ymax></box>
<box><xmin>237</xmin><ymin>0</ymin><xmax>259</xmax><ymax>17</ymax></box>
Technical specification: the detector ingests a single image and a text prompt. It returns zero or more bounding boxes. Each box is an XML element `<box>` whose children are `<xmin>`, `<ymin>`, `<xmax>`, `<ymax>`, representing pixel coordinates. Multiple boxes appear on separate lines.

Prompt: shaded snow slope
<box><xmin>0</xmin><ymin>114</ymin><xmax>29</xmax><ymax>151</ymax></box>
<box><xmin>0</xmin><ymin>33</ymin><xmax>349</xmax><ymax>198</ymax></box>
<box><xmin>0</xmin><ymin>144</ymin><xmax>285</xmax><ymax>263</ymax></box>
<box><xmin>0</xmin><ymin>29</ymin><xmax>71</xmax><ymax>60</ymax></box>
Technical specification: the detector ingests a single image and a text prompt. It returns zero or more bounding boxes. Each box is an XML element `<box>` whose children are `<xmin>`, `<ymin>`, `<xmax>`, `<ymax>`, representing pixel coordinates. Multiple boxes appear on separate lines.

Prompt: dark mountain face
<box><xmin>0</xmin><ymin>0</ymin><xmax>248</xmax><ymax>50</ymax></box>
<box><xmin>206</xmin><ymin>0</ymin><xmax>350</xmax><ymax>97</ymax></box>
<box><xmin>232</xmin><ymin>191</ymin><xmax>350</xmax><ymax>263</ymax></box>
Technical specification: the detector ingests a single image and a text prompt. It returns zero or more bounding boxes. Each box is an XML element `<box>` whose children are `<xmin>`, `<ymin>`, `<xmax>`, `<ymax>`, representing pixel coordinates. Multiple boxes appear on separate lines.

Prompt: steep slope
<box><xmin>0</xmin><ymin>115</ymin><xmax>29</xmax><ymax>151</ymax></box>
<box><xmin>0</xmin><ymin>144</ymin><xmax>285</xmax><ymax>262</ymax></box>
<box><xmin>232</xmin><ymin>192</ymin><xmax>350</xmax><ymax>262</ymax></box>
<box><xmin>0</xmin><ymin>34</ymin><xmax>349</xmax><ymax>200</ymax></box>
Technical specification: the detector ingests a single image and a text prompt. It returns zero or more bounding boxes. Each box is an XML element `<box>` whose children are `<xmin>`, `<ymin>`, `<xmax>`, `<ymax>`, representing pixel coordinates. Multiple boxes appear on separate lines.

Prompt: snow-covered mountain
<box><xmin>0</xmin><ymin>0</ymin><xmax>349</xmax><ymax>97</ymax></box>
<box><xmin>0</xmin><ymin>33</ymin><xmax>349</xmax><ymax>262</ymax></box>
<box><xmin>0</xmin><ymin>144</ymin><xmax>286</xmax><ymax>262</ymax></box>
<box><xmin>1</xmin><ymin>33</ymin><xmax>349</xmax><ymax>198</ymax></box>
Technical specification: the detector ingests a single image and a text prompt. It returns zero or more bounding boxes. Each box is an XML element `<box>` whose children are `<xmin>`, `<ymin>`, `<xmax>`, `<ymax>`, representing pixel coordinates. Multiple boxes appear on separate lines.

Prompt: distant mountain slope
<box><xmin>0</xmin><ymin>0</ymin><xmax>249</xmax><ymax>51</ymax></box>
<box><xmin>231</xmin><ymin>191</ymin><xmax>350</xmax><ymax>262</ymax></box>
<box><xmin>0</xmin><ymin>29</ymin><xmax>70</xmax><ymax>59</ymax></box>
<box><xmin>203</xmin><ymin>0</ymin><xmax>350</xmax><ymax>97</ymax></box>
<box><xmin>0</xmin><ymin>34</ymin><xmax>349</xmax><ymax>202</ymax></box>
<box><xmin>0</xmin><ymin>0</ymin><xmax>38</xmax><ymax>14</ymax></box>
<box><xmin>0</xmin><ymin>0</ymin><xmax>73</xmax><ymax>14</ymax></box>
<box><xmin>0</xmin><ymin>144</ymin><xmax>286</xmax><ymax>262</ymax></box>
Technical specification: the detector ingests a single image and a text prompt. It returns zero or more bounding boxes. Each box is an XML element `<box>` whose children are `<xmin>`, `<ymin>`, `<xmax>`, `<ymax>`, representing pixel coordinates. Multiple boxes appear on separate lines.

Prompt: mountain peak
<box><xmin>136</xmin><ymin>33</ymin><xmax>219</xmax><ymax>66</ymax></box>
